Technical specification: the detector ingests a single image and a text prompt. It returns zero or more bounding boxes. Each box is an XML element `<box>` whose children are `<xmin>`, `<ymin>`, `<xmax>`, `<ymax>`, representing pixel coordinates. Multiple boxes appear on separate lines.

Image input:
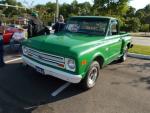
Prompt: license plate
<box><xmin>35</xmin><ymin>66</ymin><xmax>44</xmax><ymax>74</ymax></box>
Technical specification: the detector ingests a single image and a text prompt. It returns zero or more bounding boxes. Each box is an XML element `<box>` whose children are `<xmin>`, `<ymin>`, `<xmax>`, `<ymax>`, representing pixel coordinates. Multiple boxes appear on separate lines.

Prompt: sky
<box><xmin>18</xmin><ymin>0</ymin><xmax>150</xmax><ymax>10</ymax></box>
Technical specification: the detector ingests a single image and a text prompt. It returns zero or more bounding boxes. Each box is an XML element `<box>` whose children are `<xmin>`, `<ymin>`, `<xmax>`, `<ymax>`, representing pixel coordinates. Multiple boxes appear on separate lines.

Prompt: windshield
<box><xmin>65</xmin><ymin>18</ymin><xmax>109</xmax><ymax>35</ymax></box>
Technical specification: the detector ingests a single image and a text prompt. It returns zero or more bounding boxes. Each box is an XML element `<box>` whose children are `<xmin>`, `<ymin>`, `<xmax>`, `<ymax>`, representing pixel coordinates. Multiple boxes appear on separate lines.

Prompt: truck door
<box><xmin>105</xmin><ymin>20</ymin><xmax>122</xmax><ymax>61</ymax></box>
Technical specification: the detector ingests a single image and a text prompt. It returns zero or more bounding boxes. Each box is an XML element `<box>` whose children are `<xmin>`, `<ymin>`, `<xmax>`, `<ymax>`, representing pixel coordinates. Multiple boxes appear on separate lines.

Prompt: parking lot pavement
<box><xmin>0</xmin><ymin>53</ymin><xmax>150</xmax><ymax>113</ymax></box>
<box><xmin>4</xmin><ymin>45</ymin><xmax>22</xmax><ymax>62</ymax></box>
<box><xmin>132</xmin><ymin>36</ymin><xmax>150</xmax><ymax>46</ymax></box>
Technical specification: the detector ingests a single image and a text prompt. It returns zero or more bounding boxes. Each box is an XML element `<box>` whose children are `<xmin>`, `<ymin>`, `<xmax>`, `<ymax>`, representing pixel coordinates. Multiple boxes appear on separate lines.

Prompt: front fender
<box><xmin>80</xmin><ymin>51</ymin><xmax>105</xmax><ymax>78</ymax></box>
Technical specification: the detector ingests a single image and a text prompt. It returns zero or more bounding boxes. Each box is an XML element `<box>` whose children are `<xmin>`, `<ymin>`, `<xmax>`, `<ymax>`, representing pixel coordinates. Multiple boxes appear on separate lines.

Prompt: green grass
<box><xmin>129</xmin><ymin>45</ymin><xmax>150</xmax><ymax>55</ymax></box>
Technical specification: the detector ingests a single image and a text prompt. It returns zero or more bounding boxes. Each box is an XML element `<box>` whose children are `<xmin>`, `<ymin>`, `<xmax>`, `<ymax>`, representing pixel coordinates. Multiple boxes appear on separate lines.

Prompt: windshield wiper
<box><xmin>77</xmin><ymin>31</ymin><xmax>104</xmax><ymax>36</ymax></box>
<box><xmin>77</xmin><ymin>31</ymin><xmax>90</xmax><ymax>34</ymax></box>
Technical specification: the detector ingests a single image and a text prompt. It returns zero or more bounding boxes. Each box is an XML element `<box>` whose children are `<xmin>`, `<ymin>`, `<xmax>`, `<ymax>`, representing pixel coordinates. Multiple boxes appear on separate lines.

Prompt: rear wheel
<box><xmin>119</xmin><ymin>47</ymin><xmax>128</xmax><ymax>62</ymax></box>
<box><xmin>81</xmin><ymin>61</ymin><xmax>100</xmax><ymax>90</ymax></box>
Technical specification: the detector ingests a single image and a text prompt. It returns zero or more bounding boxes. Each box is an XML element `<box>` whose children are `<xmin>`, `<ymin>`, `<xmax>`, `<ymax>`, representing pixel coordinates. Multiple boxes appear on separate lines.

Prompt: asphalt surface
<box><xmin>0</xmin><ymin>51</ymin><xmax>150</xmax><ymax>113</ymax></box>
<box><xmin>132</xmin><ymin>36</ymin><xmax>150</xmax><ymax>46</ymax></box>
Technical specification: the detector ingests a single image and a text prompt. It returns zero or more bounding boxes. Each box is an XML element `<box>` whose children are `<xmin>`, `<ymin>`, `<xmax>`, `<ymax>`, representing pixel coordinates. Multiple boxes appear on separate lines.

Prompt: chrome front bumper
<box><xmin>22</xmin><ymin>56</ymin><xmax>82</xmax><ymax>83</ymax></box>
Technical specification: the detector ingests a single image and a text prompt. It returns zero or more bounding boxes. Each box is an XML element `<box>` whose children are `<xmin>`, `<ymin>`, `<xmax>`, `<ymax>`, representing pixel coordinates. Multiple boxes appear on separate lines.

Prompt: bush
<box><xmin>140</xmin><ymin>24</ymin><xmax>149</xmax><ymax>32</ymax></box>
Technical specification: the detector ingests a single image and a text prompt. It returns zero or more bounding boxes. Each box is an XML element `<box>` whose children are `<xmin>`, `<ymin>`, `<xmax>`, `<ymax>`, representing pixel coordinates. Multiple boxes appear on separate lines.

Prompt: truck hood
<box><xmin>23</xmin><ymin>33</ymin><xmax>105</xmax><ymax>57</ymax></box>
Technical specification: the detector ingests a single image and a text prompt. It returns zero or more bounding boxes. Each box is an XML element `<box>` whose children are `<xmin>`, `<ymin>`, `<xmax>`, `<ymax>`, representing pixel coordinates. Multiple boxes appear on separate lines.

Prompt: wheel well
<box><xmin>94</xmin><ymin>56</ymin><xmax>104</xmax><ymax>68</ymax></box>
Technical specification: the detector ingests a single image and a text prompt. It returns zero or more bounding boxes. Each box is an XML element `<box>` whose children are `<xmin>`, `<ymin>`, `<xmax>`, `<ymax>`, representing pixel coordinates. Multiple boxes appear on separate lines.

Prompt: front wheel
<box><xmin>81</xmin><ymin>61</ymin><xmax>100</xmax><ymax>90</ymax></box>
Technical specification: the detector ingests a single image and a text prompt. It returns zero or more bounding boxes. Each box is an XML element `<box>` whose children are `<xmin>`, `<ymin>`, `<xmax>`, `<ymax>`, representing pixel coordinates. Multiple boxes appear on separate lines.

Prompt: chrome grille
<box><xmin>25</xmin><ymin>47</ymin><xmax>65</xmax><ymax>68</ymax></box>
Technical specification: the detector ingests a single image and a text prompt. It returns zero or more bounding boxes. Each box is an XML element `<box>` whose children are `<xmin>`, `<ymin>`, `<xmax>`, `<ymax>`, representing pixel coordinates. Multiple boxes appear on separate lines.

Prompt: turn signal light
<box><xmin>81</xmin><ymin>60</ymin><xmax>87</xmax><ymax>65</ymax></box>
<box><xmin>58</xmin><ymin>64</ymin><xmax>65</xmax><ymax>68</ymax></box>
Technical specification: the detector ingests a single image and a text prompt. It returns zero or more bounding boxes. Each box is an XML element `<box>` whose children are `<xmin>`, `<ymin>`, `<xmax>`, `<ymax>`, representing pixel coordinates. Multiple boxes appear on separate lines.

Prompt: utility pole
<box><xmin>56</xmin><ymin>0</ymin><xmax>59</xmax><ymax>22</ymax></box>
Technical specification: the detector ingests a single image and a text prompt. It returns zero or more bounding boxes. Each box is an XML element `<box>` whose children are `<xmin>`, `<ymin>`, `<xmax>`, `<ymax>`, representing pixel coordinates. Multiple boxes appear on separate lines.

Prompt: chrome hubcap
<box><xmin>124</xmin><ymin>50</ymin><xmax>127</xmax><ymax>60</ymax></box>
<box><xmin>88</xmin><ymin>67</ymin><xmax>98</xmax><ymax>86</ymax></box>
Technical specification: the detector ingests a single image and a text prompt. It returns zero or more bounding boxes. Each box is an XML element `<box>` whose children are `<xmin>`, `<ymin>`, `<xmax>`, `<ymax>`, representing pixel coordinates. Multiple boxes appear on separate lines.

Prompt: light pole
<box><xmin>56</xmin><ymin>0</ymin><xmax>59</xmax><ymax>22</ymax></box>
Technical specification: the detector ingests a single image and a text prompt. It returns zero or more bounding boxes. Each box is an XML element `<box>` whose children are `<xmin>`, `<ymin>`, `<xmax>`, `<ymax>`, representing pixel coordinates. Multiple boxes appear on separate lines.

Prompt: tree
<box><xmin>135</xmin><ymin>9</ymin><xmax>145</xmax><ymax>21</ymax></box>
<box><xmin>0</xmin><ymin>0</ymin><xmax>24</xmax><ymax>17</ymax></box>
<box><xmin>93</xmin><ymin>0</ymin><xmax>129</xmax><ymax>16</ymax></box>
<box><xmin>144</xmin><ymin>4</ymin><xmax>150</xmax><ymax>14</ymax></box>
<box><xmin>60</xmin><ymin>3</ymin><xmax>72</xmax><ymax>18</ymax></box>
<box><xmin>78</xmin><ymin>2</ymin><xmax>91</xmax><ymax>15</ymax></box>
<box><xmin>126</xmin><ymin>6</ymin><xmax>136</xmax><ymax>17</ymax></box>
<box><xmin>135</xmin><ymin>4</ymin><xmax>150</xmax><ymax>31</ymax></box>
<box><xmin>33</xmin><ymin>2</ymin><xmax>58</xmax><ymax>24</ymax></box>
<box><xmin>145</xmin><ymin>15</ymin><xmax>150</xmax><ymax>32</ymax></box>
<box><xmin>125</xmin><ymin>17</ymin><xmax>141</xmax><ymax>32</ymax></box>
<box><xmin>46</xmin><ymin>2</ymin><xmax>56</xmax><ymax>13</ymax></box>
<box><xmin>71</xmin><ymin>0</ymin><xmax>78</xmax><ymax>14</ymax></box>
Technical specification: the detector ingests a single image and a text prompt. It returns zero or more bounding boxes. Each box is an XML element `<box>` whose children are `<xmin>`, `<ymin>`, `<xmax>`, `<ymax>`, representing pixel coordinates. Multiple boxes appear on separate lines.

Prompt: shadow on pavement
<box><xmin>127</xmin><ymin>63</ymin><xmax>150</xmax><ymax>72</ymax></box>
<box><xmin>106</xmin><ymin>59</ymin><xmax>150</xmax><ymax>89</ymax></box>
<box><xmin>107</xmin><ymin>60</ymin><xmax>150</xmax><ymax>73</ymax></box>
<box><xmin>140</xmin><ymin>76</ymin><xmax>150</xmax><ymax>84</ymax></box>
<box><xmin>0</xmin><ymin>63</ymin><xmax>86</xmax><ymax>113</ymax></box>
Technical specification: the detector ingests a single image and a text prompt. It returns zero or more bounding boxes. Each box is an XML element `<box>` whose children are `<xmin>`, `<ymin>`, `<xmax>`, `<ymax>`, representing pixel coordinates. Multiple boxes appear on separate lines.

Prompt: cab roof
<box><xmin>70</xmin><ymin>16</ymin><xmax>116</xmax><ymax>20</ymax></box>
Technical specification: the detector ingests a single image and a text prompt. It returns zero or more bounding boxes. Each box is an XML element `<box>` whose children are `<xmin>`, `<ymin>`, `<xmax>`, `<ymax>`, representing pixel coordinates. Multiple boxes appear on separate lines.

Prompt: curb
<box><xmin>128</xmin><ymin>53</ymin><xmax>150</xmax><ymax>60</ymax></box>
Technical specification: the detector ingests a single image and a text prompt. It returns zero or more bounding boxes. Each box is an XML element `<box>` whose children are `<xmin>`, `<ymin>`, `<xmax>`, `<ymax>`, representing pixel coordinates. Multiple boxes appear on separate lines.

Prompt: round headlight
<box><xmin>65</xmin><ymin>58</ymin><xmax>76</xmax><ymax>71</ymax></box>
<box><xmin>67</xmin><ymin>59</ymin><xmax>75</xmax><ymax>69</ymax></box>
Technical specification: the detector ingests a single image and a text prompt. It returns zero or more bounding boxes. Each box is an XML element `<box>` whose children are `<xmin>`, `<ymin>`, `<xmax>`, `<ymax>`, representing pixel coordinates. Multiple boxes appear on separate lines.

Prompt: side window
<box><xmin>108</xmin><ymin>20</ymin><xmax>118</xmax><ymax>36</ymax></box>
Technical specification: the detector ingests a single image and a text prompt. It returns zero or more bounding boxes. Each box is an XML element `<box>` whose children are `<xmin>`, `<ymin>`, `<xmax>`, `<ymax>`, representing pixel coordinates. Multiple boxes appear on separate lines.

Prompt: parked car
<box><xmin>3</xmin><ymin>25</ymin><xmax>21</xmax><ymax>44</ymax></box>
<box><xmin>22</xmin><ymin>16</ymin><xmax>132</xmax><ymax>89</ymax></box>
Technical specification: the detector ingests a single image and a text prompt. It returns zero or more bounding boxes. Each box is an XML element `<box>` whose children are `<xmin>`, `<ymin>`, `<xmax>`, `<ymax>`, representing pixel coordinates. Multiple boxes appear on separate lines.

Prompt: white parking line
<box><xmin>24</xmin><ymin>106</ymin><xmax>37</xmax><ymax>110</ymax></box>
<box><xmin>5</xmin><ymin>57</ymin><xmax>22</xmax><ymax>64</ymax></box>
<box><xmin>51</xmin><ymin>82</ymin><xmax>71</xmax><ymax>97</ymax></box>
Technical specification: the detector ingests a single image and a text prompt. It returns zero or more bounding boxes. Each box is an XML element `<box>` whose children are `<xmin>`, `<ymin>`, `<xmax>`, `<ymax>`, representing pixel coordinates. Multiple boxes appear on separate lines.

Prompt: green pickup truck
<box><xmin>22</xmin><ymin>16</ymin><xmax>132</xmax><ymax>89</ymax></box>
